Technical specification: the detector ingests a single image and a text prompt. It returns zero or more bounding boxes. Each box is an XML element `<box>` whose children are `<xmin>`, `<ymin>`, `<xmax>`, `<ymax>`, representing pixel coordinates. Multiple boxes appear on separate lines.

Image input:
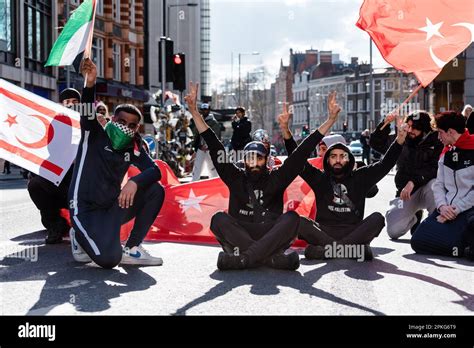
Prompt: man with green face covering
<box><xmin>68</xmin><ymin>58</ymin><xmax>165</xmax><ymax>269</ymax></box>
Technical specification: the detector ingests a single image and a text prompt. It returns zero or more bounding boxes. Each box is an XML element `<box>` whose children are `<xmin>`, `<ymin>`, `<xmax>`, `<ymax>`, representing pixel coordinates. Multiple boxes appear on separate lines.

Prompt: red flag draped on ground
<box><xmin>0</xmin><ymin>79</ymin><xmax>81</xmax><ymax>185</ymax></box>
<box><xmin>357</xmin><ymin>0</ymin><xmax>474</xmax><ymax>87</ymax></box>
<box><xmin>119</xmin><ymin>159</ymin><xmax>319</xmax><ymax>247</ymax></box>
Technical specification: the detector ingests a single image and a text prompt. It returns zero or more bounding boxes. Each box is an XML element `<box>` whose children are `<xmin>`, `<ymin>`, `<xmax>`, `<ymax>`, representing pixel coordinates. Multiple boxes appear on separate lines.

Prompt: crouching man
<box><xmin>68</xmin><ymin>59</ymin><xmax>165</xmax><ymax>268</ymax></box>
<box><xmin>411</xmin><ymin>112</ymin><xmax>474</xmax><ymax>260</ymax></box>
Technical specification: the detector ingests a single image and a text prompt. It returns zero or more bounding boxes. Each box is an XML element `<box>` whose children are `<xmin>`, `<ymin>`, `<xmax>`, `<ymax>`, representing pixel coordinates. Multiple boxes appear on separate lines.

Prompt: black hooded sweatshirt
<box><xmin>200</xmin><ymin>127</ymin><xmax>324</xmax><ymax>223</ymax></box>
<box><xmin>285</xmin><ymin>138</ymin><xmax>403</xmax><ymax>226</ymax></box>
<box><xmin>369</xmin><ymin>120</ymin><xmax>443</xmax><ymax>196</ymax></box>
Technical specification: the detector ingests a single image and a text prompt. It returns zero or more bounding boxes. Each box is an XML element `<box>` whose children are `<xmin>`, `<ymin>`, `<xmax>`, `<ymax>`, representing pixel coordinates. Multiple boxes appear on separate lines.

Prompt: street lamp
<box><xmin>238</xmin><ymin>52</ymin><xmax>259</xmax><ymax>105</ymax></box>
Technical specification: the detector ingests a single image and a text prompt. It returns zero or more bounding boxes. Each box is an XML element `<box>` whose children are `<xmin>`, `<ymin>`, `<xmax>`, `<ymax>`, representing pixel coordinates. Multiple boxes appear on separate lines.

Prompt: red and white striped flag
<box><xmin>0</xmin><ymin>79</ymin><xmax>81</xmax><ymax>185</ymax></box>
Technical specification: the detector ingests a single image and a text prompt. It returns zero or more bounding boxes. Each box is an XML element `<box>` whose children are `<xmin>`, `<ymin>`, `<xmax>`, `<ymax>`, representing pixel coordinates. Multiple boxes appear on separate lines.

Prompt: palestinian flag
<box><xmin>45</xmin><ymin>0</ymin><xmax>97</xmax><ymax>72</ymax></box>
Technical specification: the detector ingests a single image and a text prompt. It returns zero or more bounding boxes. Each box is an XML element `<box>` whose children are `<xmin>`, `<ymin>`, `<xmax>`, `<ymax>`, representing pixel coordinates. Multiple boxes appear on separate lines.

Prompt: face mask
<box><xmin>105</xmin><ymin>122</ymin><xmax>134</xmax><ymax>150</ymax></box>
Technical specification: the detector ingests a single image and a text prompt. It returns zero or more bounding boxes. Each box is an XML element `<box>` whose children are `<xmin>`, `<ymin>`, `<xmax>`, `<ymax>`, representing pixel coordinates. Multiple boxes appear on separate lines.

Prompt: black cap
<box><xmin>244</xmin><ymin>141</ymin><xmax>268</xmax><ymax>158</ymax></box>
<box><xmin>59</xmin><ymin>88</ymin><xmax>81</xmax><ymax>103</ymax></box>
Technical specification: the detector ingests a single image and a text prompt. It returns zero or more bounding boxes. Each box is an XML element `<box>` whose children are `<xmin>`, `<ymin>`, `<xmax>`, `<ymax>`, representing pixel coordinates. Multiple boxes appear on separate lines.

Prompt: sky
<box><xmin>210</xmin><ymin>0</ymin><xmax>389</xmax><ymax>91</ymax></box>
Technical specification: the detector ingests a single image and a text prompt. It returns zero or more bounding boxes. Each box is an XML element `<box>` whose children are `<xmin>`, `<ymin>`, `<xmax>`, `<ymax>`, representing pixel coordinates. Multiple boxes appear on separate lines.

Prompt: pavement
<box><xmin>0</xmin><ymin>169</ymin><xmax>473</xmax><ymax>315</ymax></box>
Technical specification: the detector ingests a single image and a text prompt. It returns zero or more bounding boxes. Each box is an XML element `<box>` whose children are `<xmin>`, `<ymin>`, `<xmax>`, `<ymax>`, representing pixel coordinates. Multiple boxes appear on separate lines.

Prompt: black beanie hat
<box><xmin>59</xmin><ymin>88</ymin><xmax>81</xmax><ymax>103</ymax></box>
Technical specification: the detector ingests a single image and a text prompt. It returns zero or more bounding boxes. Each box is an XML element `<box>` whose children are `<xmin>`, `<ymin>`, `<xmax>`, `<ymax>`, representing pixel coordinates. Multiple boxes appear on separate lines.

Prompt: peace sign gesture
<box><xmin>184</xmin><ymin>81</ymin><xmax>199</xmax><ymax>112</ymax></box>
<box><xmin>395</xmin><ymin>114</ymin><xmax>408</xmax><ymax>144</ymax></box>
<box><xmin>278</xmin><ymin>102</ymin><xmax>292</xmax><ymax>130</ymax></box>
<box><xmin>327</xmin><ymin>91</ymin><xmax>341</xmax><ymax>121</ymax></box>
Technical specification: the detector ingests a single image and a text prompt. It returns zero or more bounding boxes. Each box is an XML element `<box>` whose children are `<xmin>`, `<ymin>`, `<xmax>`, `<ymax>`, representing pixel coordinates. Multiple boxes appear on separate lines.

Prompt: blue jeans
<box><xmin>411</xmin><ymin>208</ymin><xmax>474</xmax><ymax>257</ymax></box>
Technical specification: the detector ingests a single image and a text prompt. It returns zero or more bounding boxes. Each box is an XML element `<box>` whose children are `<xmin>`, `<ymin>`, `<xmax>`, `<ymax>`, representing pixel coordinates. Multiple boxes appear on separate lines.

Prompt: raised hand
<box><xmin>327</xmin><ymin>91</ymin><xmax>341</xmax><ymax>121</ymax></box>
<box><xmin>395</xmin><ymin>115</ymin><xmax>408</xmax><ymax>144</ymax></box>
<box><xmin>81</xmin><ymin>58</ymin><xmax>97</xmax><ymax>88</ymax></box>
<box><xmin>184</xmin><ymin>82</ymin><xmax>199</xmax><ymax>113</ymax></box>
<box><xmin>278</xmin><ymin>102</ymin><xmax>291</xmax><ymax>130</ymax></box>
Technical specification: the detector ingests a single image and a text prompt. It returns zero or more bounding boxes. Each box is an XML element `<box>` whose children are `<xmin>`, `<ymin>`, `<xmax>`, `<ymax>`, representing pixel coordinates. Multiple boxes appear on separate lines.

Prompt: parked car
<box><xmin>349</xmin><ymin>140</ymin><xmax>363</xmax><ymax>156</ymax></box>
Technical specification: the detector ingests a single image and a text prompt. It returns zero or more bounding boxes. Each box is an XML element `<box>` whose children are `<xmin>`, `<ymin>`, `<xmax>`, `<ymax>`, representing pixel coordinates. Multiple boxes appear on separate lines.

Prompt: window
<box><xmin>92</xmin><ymin>37</ymin><xmax>104</xmax><ymax>77</ymax></box>
<box><xmin>0</xmin><ymin>0</ymin><xmax>14</xmax><ymax>52</ymax></box>
<box><xmin>347</xmin><ymin>84</ymin><xmax>354</xmax><ymax>94</ymax></box>
<box><xmin>129</xmin><ymin>48</ymin><xmax>136</xmax><ymax>85</ymax></box>
<box><xmin>358</xmin><ymin>99</ymin><xmax>363</xmax><ymax>111</ymax></box>
<box><xmin>113</xmin><ymin>0</ymin><xmax>121</xmax><ymax>23</ymax></box>
<box><xmin>113</xmin><ymin>43</ymin><xmax>121</xmax><ymax>81</ymax></box>
<box><xmin>385</xmin><ymin>80</ymin><xmax>395</xmax><ymax>91</ymax></box>
<box><xmin>26</xmin><ymin>3</ymin><xmax>52</xmax><ymax>62</ymax></box>
<box><xmin>96</xmin><ymin>0</ymin><xmax>104</xmax><ymax>16</ymax></box>
<box><xmin>348</xmin><ymin>100</ymin><xmax>354</xmax><ymax>112</ymax></box>
<box><xmin>358</xmin><ymin>82</ymin><xmax>364</xmax><ymax>93</ymax></box>
<box><xmin>129</xmin><ymin>0</ymin><xmax>135</xmax><ymax>28</ymax></box>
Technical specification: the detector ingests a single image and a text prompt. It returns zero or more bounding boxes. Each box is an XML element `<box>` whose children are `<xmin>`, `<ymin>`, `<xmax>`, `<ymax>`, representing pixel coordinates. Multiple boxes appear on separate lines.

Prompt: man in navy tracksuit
<box><xmin>68</xmin><ymin>59</ymin><xmax>164</xmax><ymax>268</ymax></box>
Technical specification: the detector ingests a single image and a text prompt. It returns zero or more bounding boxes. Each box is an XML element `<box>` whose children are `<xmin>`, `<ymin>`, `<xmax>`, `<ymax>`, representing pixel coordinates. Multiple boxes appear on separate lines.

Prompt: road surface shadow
<box><xmin>173</xmin><ymin>247</ymin><xmax>473</xmax><ymax>315</ymax></box>
<box><xmin>403</xmin><ymin>253</ymin><xmax>474</xmax><ymax>270</ymax></box>
<box><xmin>0</xmin><ymin>242</ymin><xmax>156</xmax><ymax>314</ymax></box>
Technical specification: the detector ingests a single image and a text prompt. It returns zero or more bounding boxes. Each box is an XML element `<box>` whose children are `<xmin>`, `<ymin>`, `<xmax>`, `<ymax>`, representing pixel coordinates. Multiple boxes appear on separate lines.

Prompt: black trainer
<box><xmin>464</xmin><ymin>246</ymin><xmax>474</xmax><ymax>261</ymax></box>
<box><xmin>266</xmin><ymin>251</ymin><xmax>300</xmax><ymax>271</ymax></box>
<box><xmin>217</xmin><ymin>252</ymin><xmax>248</xmax><ymax>270</ymax></box>
<box><xmin>45</xmin><ymin>220</ymin><xmax>68</xmax><ymax>244</ymax></box>
<box><xmin>304</xmin><ymin>244</ymin><xmax>326</xmax><ymax>260</ymax></box>
<box><xmin>363</xmin><ymin>245</ymin><xmax>374</xmax><ymax>261</ymax></box>
<box><xmin>411</xmin><ymin>210</ymin><xmax>424</xmax><ymax>235</ymax></box>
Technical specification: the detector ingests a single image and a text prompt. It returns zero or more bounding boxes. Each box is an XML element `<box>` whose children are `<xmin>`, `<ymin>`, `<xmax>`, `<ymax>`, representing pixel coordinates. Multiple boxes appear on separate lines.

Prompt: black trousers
<box><xmin>298</xmin><ymin>212</ymin><xmax>385</xmax><ymax>246</ymax></box>
<box><xmin>210</xmin><ymin>211</ymin><xmax>299</xmax><ymax>266</ymax></box>
<box><xmin>27</xmin><ymin>168</ymin><xmax>73</xmax><ymax>229</ymax></box>
<box><xmin>71</xmin><ymin>183</ymin><xmax>165</xmax><ymax>269</ymax></box>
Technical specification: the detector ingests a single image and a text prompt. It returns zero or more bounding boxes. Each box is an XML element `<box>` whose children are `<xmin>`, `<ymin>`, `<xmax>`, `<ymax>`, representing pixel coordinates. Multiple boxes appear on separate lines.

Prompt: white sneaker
<box><xmin>69</xmin><ymin>228</ymin><xmax>92</xmax><ymax>263</ymax></box>
<box><xmin>121</xmin><ymin>245</ymin><xmax>163</xmax><ymax>266</ymax></box>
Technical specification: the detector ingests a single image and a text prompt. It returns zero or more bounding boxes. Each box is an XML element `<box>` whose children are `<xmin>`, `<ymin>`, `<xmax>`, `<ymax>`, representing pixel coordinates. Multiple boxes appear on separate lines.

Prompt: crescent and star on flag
<box><xmin>418</xmin><ymin>17</ymin><xmax>474</xmax><ymax>68</ymax></box>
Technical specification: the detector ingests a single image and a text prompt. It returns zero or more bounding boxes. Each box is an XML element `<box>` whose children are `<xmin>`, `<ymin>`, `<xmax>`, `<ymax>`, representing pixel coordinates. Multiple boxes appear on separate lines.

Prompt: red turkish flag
<box><xmin>119</xmin><ymin>160</ymin><xmax>318</xmax><ymax>247</ymax></box>
<box><xmin>357</xmin><ymin>0</ymin><xmax>474</xmax><ymax>87</ymax></box>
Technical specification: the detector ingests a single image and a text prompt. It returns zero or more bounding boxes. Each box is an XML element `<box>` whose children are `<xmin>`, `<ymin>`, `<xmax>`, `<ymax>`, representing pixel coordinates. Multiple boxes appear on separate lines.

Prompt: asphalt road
<box><xmin>0</xmin><ymin>170</ymin><xmax>473</xmax><ymax>315</ymax></box>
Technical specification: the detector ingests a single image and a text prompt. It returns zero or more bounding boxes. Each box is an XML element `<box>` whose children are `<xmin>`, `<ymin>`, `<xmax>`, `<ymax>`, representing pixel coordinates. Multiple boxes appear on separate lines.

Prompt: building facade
<box><xmin>146</xmin><ymin>0</ymin><xmax>210</xmax><ymax>101</ymax></box>
<box><xmin>59</xmin><ymin>0</ymin><xmax>148</xmax><ymax>114</ymax></box>
<box><xmin>0</xmin><ymin>0</ymin><xmax>58</xmax><ymax>99</ymax></box>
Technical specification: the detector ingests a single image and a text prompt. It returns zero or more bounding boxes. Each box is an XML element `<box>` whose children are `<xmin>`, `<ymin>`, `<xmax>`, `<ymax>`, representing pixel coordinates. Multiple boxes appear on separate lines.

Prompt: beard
<box><xmin>245</xmin><ymin>164</ymin><xmax>268</xmax><ymax>182</ymax></box>
<box><xmin>328</xmin><ymin>162</ymin><xmax>350</xmax><ymax>177</ymax></box>
<box><xmin>406</xmin><ymin>132</ymin><xmax>423</xmax><ymax>147</ymax></box>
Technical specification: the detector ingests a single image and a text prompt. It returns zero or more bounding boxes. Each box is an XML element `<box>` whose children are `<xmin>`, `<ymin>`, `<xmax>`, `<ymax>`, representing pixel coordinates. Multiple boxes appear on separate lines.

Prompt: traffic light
<box><xmin>159</xmin><ymin>38</ymin><xmax>174</xmax><ymax>83</ymax></box>
<box><xmin>302</xmin><ymin>125</ymin><xmax>309</xmax><ymax>137</ymax></box>
<box><xmin>172</xmin><ymin>53</ymin><xmax>186</xmax><ymax>91</ymax></box>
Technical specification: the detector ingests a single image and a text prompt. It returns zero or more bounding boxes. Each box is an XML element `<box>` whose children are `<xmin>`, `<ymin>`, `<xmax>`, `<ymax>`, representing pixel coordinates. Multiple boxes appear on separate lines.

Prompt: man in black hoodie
<box><xmin>280</xmin><ymin>115</ymin><xmax>407</xmax><ymax>260</ymax></box>
<box><xmin>184</xmin><ymin>83</ymin><xmax>341</xmax><ymax>270</ymax></box>
<box><xmin>231</xmin><ymin>106</ymin><xmax>252</xmax><ymax>151</ymax></box>
<box><xmin>369</xmin><ymin>111</ymin><xmax>443</xmax><ymax>239</ymax></box>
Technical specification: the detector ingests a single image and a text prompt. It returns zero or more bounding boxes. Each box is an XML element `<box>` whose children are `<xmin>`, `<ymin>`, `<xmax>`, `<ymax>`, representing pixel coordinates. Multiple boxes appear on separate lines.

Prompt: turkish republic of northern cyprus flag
<box><xmin>0</xmin><ymin>79</ymin><xmax>81</xmax><ymax>185</ymax></box>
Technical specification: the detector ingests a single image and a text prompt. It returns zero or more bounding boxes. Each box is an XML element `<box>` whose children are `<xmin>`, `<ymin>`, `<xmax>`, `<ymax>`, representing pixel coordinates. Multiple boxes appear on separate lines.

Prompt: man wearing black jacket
<box><xmin>280</xmin><ymin>115</ymin><xmax>407</xmax><ymax>260</ymax></box>
<box><xmin>68</xmin><ymin>59</ymin><xmax>164</xmax><ymax>269</ymax></box>
<box><xmin>231</xmin><ymin>106</ymin><xmax>252</xmax><ymax>151</ymax></box>
<box><xmin>369</xmin><ymin>111</ymin><xmax>443</xmax><ymax>239</ymax></box>
<box><xmin>184</xmin><ymin>83</ymin><xmax>341</xmax><ymax>271</ymax></box>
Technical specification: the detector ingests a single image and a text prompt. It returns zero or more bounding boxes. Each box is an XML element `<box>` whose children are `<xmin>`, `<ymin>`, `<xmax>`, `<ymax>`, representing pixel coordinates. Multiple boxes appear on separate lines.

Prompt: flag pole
<box><xmin>380</xmin><ymin>83</ymin><xmax>423</xmax><ymax>130</ymax></box>
<box><xmin>83</xmin><ymin>0</ymin><xmax>97</xmax><ymax>88</ymax></box>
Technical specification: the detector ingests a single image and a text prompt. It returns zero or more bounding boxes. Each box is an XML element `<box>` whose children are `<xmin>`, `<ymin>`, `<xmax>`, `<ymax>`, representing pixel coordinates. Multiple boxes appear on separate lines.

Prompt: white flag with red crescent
<box><xmin>0</xmin><ymin>78</ymin><xmax>81</xmax><ymax>186</ymax></box>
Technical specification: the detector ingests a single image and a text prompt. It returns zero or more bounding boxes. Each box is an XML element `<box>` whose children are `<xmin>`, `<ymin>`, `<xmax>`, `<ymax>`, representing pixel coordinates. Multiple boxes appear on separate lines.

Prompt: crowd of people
<box><xmin>15</xmin><ymin>58</ymin><xmax>474</xmax><ymax>270</ymax></box>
